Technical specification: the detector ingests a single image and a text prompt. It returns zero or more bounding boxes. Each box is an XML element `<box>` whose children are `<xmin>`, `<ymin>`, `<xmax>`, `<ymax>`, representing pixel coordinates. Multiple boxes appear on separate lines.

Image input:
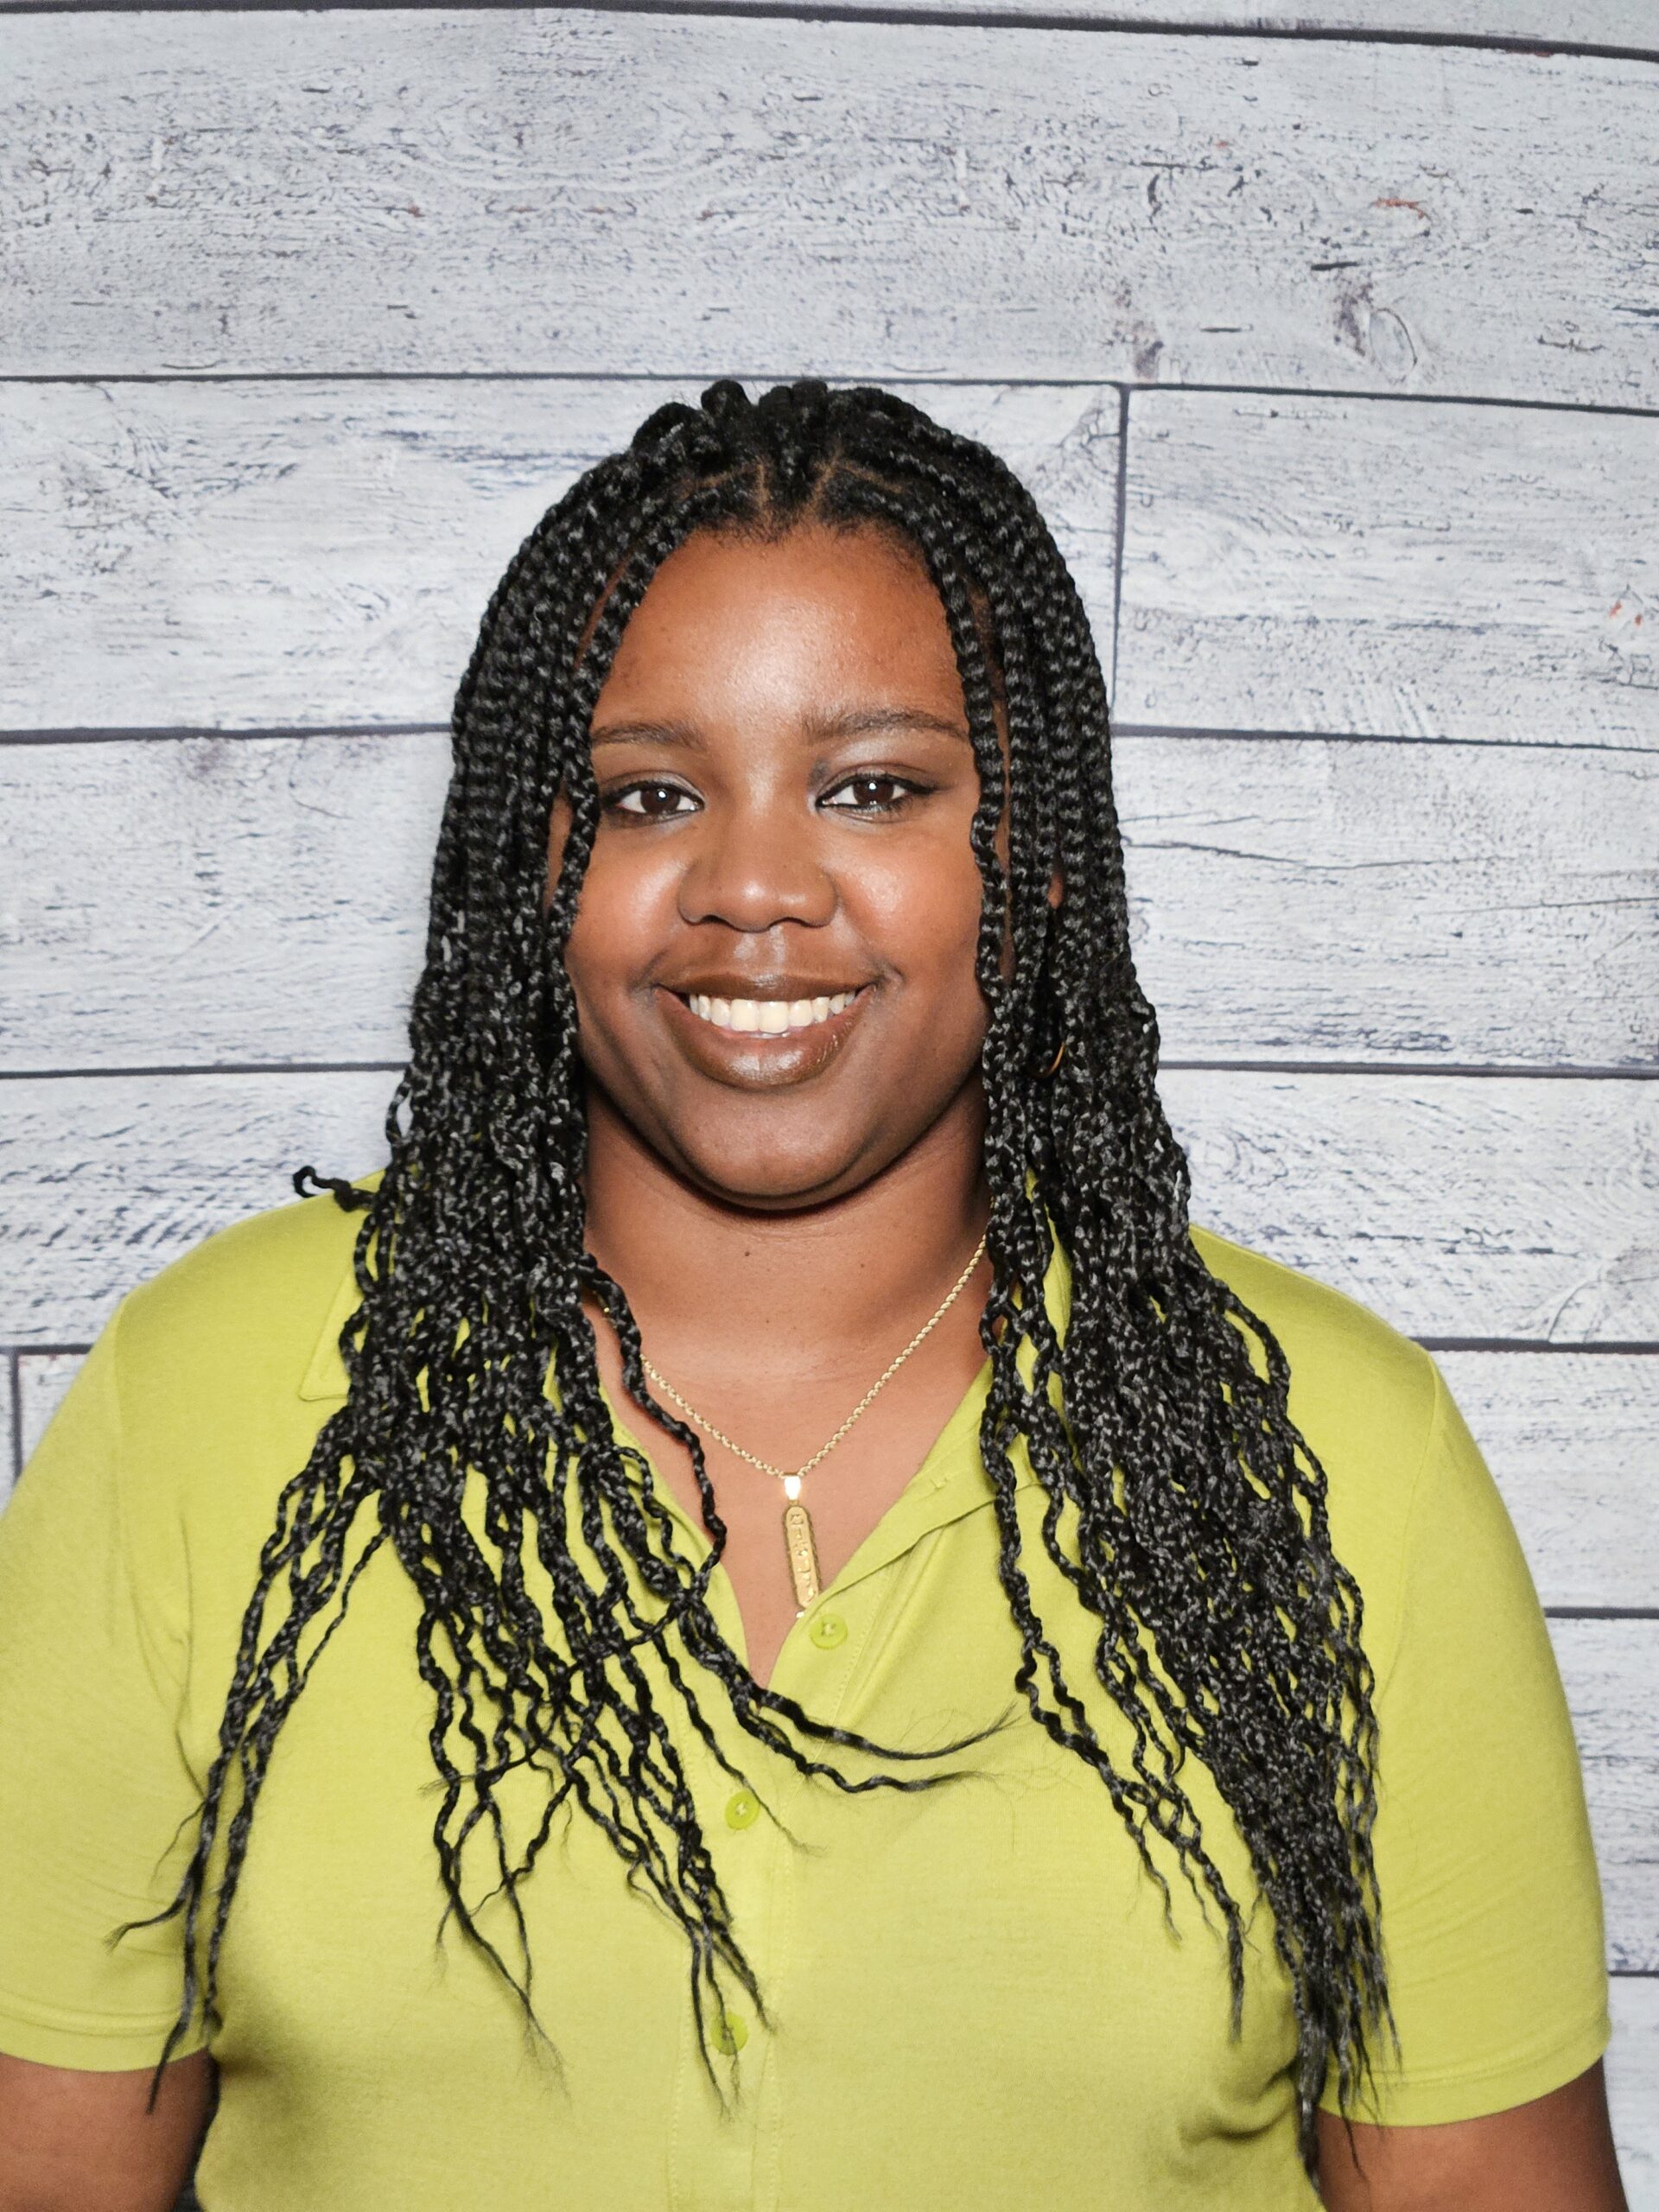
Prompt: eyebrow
<box><xmin>588</xmin><ymin>705</ymin><xmax>973</xmax><ymax>750</ymax></box>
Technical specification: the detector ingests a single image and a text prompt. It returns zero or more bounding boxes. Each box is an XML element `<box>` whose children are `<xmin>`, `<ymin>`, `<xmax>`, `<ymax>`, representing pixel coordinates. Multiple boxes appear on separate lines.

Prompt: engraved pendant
<box><xmin>782</xmin><ymin>1499</ymin><xmax>822</xmax><ymax>1613</ymax></box>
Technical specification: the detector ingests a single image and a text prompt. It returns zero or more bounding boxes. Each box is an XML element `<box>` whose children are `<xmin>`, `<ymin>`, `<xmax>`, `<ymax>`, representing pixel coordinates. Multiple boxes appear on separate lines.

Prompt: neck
<box><xmin>579</xmin><ymin>1087</ymin><xmax>993</xmax><ymax>1383</ymax></box>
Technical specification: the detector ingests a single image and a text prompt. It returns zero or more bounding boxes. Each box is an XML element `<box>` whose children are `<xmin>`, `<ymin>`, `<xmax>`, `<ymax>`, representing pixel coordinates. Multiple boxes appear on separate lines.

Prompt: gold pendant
<box><xmin>782</xmin><ymin>1498</ymin><xmax>822</xmax><ymax>1612</ymax></box>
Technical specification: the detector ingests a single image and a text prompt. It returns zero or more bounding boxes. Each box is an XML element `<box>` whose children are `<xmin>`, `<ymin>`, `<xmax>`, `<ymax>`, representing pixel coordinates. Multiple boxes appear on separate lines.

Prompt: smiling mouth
<box><xmin>677</xmin><ymin>988</ymin><xmax>864</xmax><ymax>1037</ymax></box>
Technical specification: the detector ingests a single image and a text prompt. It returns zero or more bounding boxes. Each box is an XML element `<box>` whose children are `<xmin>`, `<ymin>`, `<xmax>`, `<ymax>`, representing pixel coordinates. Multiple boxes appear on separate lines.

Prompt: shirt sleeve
<box><xmin>1319</xmin><ymin>1354</ymin><xmax>1612</xmax><ymax>2125</ymax></box>
<box><xmin>0</xmin><ymin>1300</ymin><xmax>208</xmax><ymax>2069</ymax></box>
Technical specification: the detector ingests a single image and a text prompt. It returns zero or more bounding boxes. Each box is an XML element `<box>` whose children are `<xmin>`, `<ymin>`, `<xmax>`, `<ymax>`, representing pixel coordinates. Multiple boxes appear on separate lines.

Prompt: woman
<box><xmin>0</xmin><ymin>379</ymin><xmax>1624</xmax><ymax>2209</ymax></box>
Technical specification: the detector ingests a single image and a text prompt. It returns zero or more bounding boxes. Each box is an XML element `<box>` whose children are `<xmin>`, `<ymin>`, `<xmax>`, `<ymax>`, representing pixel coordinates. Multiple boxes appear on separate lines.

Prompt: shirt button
<box><xmin>724</xmin><ymin>1789</ymin><xmax>760</xmax><ymax>1830</ymax></box>
<box><xmin>714</xmin><ymin>2010</ymin><xmax>748</xmax><ymax>2054</ymax></box>
<box><xmin>809</xmin><ymin>1611</ymin><xmax>848</xmax><ymax>1649</ymax></box>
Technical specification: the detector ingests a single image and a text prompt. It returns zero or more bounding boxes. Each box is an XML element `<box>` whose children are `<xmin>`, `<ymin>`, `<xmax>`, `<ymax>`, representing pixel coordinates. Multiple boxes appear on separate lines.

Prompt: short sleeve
<box><xmin>1320</xmin><ymin>1356</ymin><xmax>1611</xmax><ymax>2124</ymax></box>
<box><xmin>0</xmin><ymin>1301</ymin><xmax>207</xmax><ymax>2068</ymax></box>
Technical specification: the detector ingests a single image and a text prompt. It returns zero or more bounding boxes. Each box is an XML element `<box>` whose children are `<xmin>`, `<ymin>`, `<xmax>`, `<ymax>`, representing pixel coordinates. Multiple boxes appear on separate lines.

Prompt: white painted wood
<box><xmin>1438</xmin><ymin>1352</ymin><xmax>1659</xmax><ymax>1614</ymax></box>
<box><xmin>1164</xmin><ymin>1072</ymin><xmax>1659</xmax><ymax>1344</ymax></box>
<box><xmin>1</xmin><ymin>733</ymin><xmax>449</xmax><ymax>1069</ymax></box>
<box><xmin>1116</xmin><ymin>391</ymin><xmax>1659</xmax><ymax>745</ymax></box>
<box><xmin>6</xmin><ymin>729</ymin><xmax>1656</xmax><ymax>1071</ymax></box>
<box><xmin>14</xmin><ymin>1353</ymin><xmax>77</xmax><ymax>1483</ymax></box>
<box><xmin>3</xmin><ymin>16</ymin><xmax>1655</xmax><ymax>404</ymax></box>
<box><xmin>3</xmin><ymin>1068</ymin><xmax>1652</xmax><ymax>1345</ymax></box>
<box><xmin>0</xmin><ymin>1357</ymin><xmax>11</xmax><ymax>1510</ymax></box>
<box><xmin>690</xmin><ymin>2</ymin><xmax>1658</xmax><ymax>42</ymax></box>
<box><xmin>0</xmin><ymin>1</ymin><xmax>1650</xmax><ymax>44</ymax></box>
<box><xmin>0</xmin><ymin>0</ymin><xmax>1653</xmax><ymax>2154</ymax></box>
<box><xmin>1611</xmin><ymin>1978</ymin><xmax>1659</xmax><ymax>2211</ymax></box>
<box><xmin>0</xmin><ymin>380</ymin><xmax>1118</xmax><ymax>731</ymax></box>
<box><xmin>14</xmin><ymin>1338</ymin><xmax>1652</xmax><ymax>1610</ymax></box>
<box><xmin>1115</xmin><ymin>736</ymin><xmax>1659</xmax><ymax>1068</ymax></box>
<box><xmin>11</xmin><ymin>378</ymin><xmax>1659</xmax><ymax>752</ymax></box>
<box><xmin>0</xmin><ymin>1072</ymin><xmax>394</xmax><ymax>1346</ymax></box>
<box><xmin>1557</xmin><ymin>1620</ymin><xmax>1659</xmax><ymax>1973</ymax></box>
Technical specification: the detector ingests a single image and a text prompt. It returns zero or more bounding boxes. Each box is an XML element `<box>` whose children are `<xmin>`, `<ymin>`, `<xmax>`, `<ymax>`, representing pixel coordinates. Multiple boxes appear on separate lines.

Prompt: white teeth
<box><xmin>685</xmin><ymin>989</ymin><xmax>860</xmax><ymax>1034</ymax></box>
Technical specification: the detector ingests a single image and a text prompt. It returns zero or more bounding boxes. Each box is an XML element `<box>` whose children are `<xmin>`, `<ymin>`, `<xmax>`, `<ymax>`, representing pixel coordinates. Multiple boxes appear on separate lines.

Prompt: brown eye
<box><xmin>823</xmin><ymin>773</ymin><xmax>922</xmax><ymax>814</ymax></box>
<box><xmin>609</xmin><ymin>781</ymin><xmax>698</xmax><ymax>820</ymax></box>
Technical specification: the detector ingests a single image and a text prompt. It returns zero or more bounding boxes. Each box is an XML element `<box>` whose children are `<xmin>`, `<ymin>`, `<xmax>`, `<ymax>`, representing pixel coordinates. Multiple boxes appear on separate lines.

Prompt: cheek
<box><xmin>556</xmin><ymin>834</ymin><xmax>676</xmax><ymax>1013</ymax></box>
<box><xmin>857</xmin><ymin>833</ymin><xmax>988</xmax><ymax>1007</ymax></box>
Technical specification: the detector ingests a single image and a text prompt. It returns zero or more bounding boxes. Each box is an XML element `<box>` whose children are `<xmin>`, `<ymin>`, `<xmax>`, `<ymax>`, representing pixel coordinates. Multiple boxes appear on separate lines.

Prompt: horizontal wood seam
<box><xmin>1</xmin><ymin>0</ymin><xmax>1656</xmax><ymax>71</ymax></box>
<box><xmin>2</xmin><ymin>373</ymin><xmax>1657</xmax><ymax>424</ymax></box>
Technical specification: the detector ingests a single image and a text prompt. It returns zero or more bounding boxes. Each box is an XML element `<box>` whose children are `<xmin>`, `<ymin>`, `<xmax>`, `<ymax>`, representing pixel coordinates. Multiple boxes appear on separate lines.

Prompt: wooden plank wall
<box><xmin>3</xmin><ymin>3</ymin><xmax>1655</xmax><ymax>2193</ymax></box>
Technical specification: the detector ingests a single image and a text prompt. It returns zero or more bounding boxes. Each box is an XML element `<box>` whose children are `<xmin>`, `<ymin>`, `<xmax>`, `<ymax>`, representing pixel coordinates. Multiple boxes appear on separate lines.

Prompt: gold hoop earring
<box><xmin>1039</xmin><ymin>1036</ymin><xmax>1067</xmax><ymax>1077</ymax></box>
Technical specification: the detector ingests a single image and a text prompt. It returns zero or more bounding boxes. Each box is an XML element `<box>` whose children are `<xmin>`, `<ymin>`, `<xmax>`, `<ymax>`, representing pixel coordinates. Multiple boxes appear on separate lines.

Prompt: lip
<box><xmin>655</xmin><ymin>982</ymin><xmax>874</xmax><ymax>1089</ymax></box>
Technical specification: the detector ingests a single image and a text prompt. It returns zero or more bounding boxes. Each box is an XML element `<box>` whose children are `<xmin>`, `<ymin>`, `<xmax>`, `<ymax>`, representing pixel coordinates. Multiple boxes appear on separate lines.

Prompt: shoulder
<box><xmin>1186</xmin><ymin>1218</ymin><xmax>1437</xmax><ymax>1434</ymax></box>
<box><xmin>113</xmin><ymin>1166</ymin><xmax>383</xmax><ymax>1430</ymax></box>
<box><xmin>1186</xmin><ymin>1221</ymin><xmax>1444</xmax><ymax>1654</ymax></box>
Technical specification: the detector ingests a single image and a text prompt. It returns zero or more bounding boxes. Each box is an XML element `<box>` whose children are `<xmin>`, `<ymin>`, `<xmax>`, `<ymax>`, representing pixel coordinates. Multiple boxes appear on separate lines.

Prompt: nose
<box><xmin>675</xmin><ymin>799</ymin><xmax>837</xmax><ymax>932</ymax></box>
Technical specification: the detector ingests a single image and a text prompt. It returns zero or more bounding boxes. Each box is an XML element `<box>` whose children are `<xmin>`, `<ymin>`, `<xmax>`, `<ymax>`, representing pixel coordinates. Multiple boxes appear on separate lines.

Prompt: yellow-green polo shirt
<box><xmin>0</xmin><ymin>1173</ymin><xmax>1609</xmax><ymax>2209</ymax></box>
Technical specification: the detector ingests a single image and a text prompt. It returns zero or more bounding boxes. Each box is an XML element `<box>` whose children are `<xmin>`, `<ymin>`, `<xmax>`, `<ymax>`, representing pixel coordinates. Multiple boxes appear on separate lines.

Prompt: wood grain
<box><xmin>3</xmin><ymin>15</ymin><xmax>1655</xmax><ymax>404</ymax></box>
<box><xmin>3</xmin><ymin>1067</ymin><xmax>1652</xmax><ymax>1345</ymax></box>
<box><xmin>5</xmin><ymin>729</ymin><xmax>1655</xmax><ymax>1071</ymax></box>
<box><xmin>1437</xmin><ymin>1351</ymin><xmax>1659</xmax><ymax>1613</ymax></box>
<box><xmin>1559</xmin><ymin>1620</ymin><xmax>1659</xmax><ymax>1972</ymax></box>
<box><xmin>3</xmin><ymin>0</ymin><xmax>1653</xmax><ymax>46</ymax></box>
<box><xmin>1609</xmin><ymin>1977</ymin><xmax>1659</xmax><ymax>2211</ymax></box>
<box><xmin>1116</xmin><ymin>391</ymin><xmax>1659</xmax><ymax>745</ymax></box>
<box><xmin>0</xmin><ymin>380</ymin><xmax>1117</xmax><ymax>731</ymax></box>
<box><xmin>14</xmin><ymin>1353</ymin><xmax>75</xmax><ymax>1485</ymax></box>
<box><xmin>4</xmin><ymin>3</ymin><xmax>1656</xmax><ymax>2176</ymax></box>
<box><xmin>656</xmin><ymin>2</ymin><xmax>1659</xmax><ymax>44</ymax></box>
<box><xmin>0</xmin><ymin>1357</ymin><xmax>11</xmax><ymax>1510</ymax></box>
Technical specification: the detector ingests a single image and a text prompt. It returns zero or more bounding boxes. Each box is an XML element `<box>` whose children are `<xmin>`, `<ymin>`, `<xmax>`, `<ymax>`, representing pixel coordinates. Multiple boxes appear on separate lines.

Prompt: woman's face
<box><xmin>546</xmin><ymin>519</ymin><xmax>1011</xmax><ymax>1211</ymax></box>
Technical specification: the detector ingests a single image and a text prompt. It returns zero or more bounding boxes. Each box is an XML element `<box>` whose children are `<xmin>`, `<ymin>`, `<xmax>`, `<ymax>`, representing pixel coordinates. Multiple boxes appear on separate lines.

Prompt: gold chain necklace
<box><xmin>640</xmin><ymin>1229</ymin><xmax>989</xmax><ymax>1615</ymax></box>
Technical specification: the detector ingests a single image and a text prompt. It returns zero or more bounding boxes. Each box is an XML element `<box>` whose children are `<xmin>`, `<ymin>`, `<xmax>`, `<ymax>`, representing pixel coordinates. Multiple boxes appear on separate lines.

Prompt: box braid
<box><xmin>126</xmin><ymin>378</ymin><xmax>1389</xmax><ymax>2167</ymax></box>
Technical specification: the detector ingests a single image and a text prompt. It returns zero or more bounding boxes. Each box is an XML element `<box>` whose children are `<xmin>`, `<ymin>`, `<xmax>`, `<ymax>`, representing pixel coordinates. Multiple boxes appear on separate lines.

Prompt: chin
<box><xmin>670</xmin><ymin>1131</ymin><xmax>878</xmax><ymax>1213</ymax></box>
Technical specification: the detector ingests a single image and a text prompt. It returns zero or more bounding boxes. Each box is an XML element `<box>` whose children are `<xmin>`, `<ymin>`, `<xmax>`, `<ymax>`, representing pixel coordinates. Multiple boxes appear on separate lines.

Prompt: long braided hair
<box><xmin>131</xmin><ymin>378</ymin><xmax>1389</xmax><ymax>2164</ymax></box>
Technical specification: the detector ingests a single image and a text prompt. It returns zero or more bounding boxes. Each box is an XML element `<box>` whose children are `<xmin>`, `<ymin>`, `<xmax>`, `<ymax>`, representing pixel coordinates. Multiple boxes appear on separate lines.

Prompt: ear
<box><xmin>1046</xmin><ymin>864</ymin><xmax>1065</xmax><ymax>910</ymax></box>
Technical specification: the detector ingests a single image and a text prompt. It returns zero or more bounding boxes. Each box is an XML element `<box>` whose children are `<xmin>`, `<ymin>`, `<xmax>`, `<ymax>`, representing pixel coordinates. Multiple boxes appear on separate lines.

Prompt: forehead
<box><xmin>594</xmin><ymin>522</ymin><xmax>965</xmax><ymax>718</ymax></box>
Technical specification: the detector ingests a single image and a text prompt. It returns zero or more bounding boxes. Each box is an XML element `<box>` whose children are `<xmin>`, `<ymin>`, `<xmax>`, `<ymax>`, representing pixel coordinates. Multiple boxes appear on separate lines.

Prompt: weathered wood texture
<box><xmin>3</xmin><ymin>0</ymin><xmax>1653</xmax><ymax>44</ymax></box>
<box><xmin>648</xmin><ymin>2</ymin><xmax>1659</xmax><ymax>44</ymax></box>
<box><xmin>7</xmin><ymin>379</ymin><xmax>1659</xmax><ymax>751</ymax></box>
<box><xmin>3</xmin><ymin>2</ymin><xmax>1655</xmax><ymax>2184</ymax></box>
<box><xmin>1612</xmin><ymin>1980</ymin><xmax>1659</xmax><ymax>2204</ymax></box>
<box><xmin>15</xmin><ymin>1354</ymin><xmax>73</xmax><ymax>1480</ymax></box>
<box><xmin>1117</xmin><ymin>392</ymin><xmax>1659</xmax><ymax>744</ymax></box>
<box><xmin>1436</xmin><ymin>1351</ymin><xmax>1659</xmax><ymax>1613</ymax></box>
<box><xmin>15</xmin><ymin>1337</ymin><xmax>1654</xmax><ymax>1610</ymax></box>
<box><xmin>3</xmin><ymin>15</ymin><xmax>1656</xmax><ymax>404</ymax></box>
<box><xmin>0</xmin><ymin>381</ymin><xmax>1118</xmax><ymax>731</ymax></box>
<box><xmin>5</xmin><ymin>729</ymin><xmax>1656</xmax><ymax>1071</ymax></box>
<box><xmin>0</xmin><ymin>1359</ymin><xmax>13</xmax><ymax>1513</ymax></box>
<box><xmin>4</xmin><ymin>1068</ymin><xmax>1653</xmax><ymax>1347</ymax></box>
<box><xmin>1560</xmin><ymin>1620</ymin><xmax>1659</xmax><ymax>1972</ymax></box>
